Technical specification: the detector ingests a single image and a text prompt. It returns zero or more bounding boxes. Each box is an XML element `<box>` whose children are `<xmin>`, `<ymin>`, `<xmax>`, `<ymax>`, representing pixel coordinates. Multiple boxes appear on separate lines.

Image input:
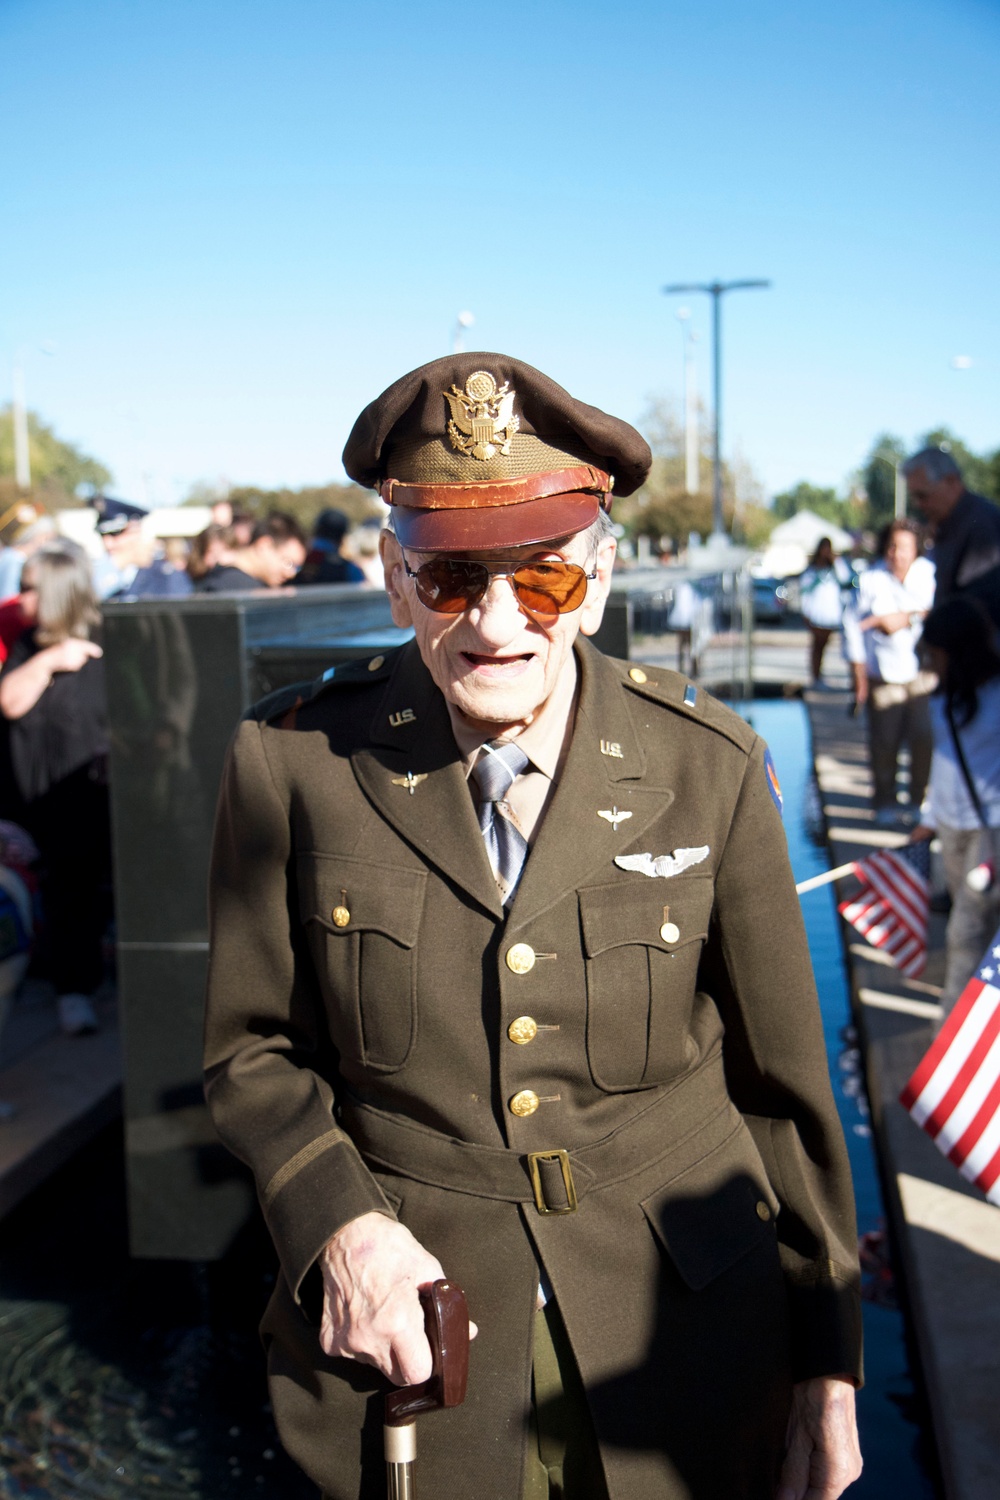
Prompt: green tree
<box><xmin>186</xmin><ymin>480</ymin><xmax>383</xmax><ymax>533</ymax></box>
<box><xmin>0</xmin><ymin>404</ymin><xmax>111</xmax><ymax>507</ymax></box>
<box><xmin>857</xmin><ymin>433</ymin><xmax>907</xmax><ymax>530</ymax></box>
<box><xmin>614</xmin><ymin>397</ymin><xmax>751</xmax><ymax>550</ymax></box>
<box><xmin>771</xmin><ymin>481</ymin><xmax>848</xmax><ymax>527</ymax></box>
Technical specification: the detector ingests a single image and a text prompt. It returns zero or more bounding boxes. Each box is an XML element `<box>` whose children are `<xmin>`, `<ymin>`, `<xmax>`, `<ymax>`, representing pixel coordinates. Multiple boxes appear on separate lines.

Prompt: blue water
<box><xmin>742</xmin><ymin>699</ymin><xmax>937</xmax><ymax>1498</ymax></box>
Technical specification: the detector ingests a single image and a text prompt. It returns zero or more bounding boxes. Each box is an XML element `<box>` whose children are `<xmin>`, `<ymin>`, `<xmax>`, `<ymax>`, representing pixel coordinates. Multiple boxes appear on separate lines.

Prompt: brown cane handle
<box><xmin>384</xmin><ymin>1279</ymin><xmax>470</xmax><ymax>1426</ymax></box>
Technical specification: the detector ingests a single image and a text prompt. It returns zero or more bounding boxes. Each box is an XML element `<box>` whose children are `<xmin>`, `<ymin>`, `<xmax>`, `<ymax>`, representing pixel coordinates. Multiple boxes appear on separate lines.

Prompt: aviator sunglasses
<box><xmin>402</xmin><ymin>555</ymin><xmax>597</xmax><ymax>617</ymax></box>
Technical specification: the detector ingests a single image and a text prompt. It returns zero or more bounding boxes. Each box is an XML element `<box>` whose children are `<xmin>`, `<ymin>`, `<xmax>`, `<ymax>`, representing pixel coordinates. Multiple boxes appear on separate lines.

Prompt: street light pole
<box><xmin>662</xmin><ymin>279</ymin><xmax>771</xmax><ymax>539</ymax></box>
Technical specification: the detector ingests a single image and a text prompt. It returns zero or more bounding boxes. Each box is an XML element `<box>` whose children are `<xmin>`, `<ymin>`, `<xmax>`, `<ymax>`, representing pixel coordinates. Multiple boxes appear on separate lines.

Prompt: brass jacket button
<box><xmin>505</xmin><ymin>943</ymin><xmax>536</xmax><ymax>975</ymax></box>
<box><xmin>331</xmin><ymin>906</ymin><xmax>350</xmax><ymax>927</ymax></box>
<box><xmin>509</xmin><ymin>1089</ymin><xmax>540</xmax><ymax>1117</ymax></box>
<box><xmin>628</xmin><ymin>667</ymin><xmax>647</xmax><ymax>683</ymax></box>
<box><xmin>367</xmin><ymin>655</ymin><xmax>385</xmax><ymax>671</ymax></box>
<box><xmin>660</xmin><ymin>921</ymin><xmax>680</xmax><ymax>944</ymax></box>
<box><xmin>756</xmin><ymin>1201</ymin><xmax>772</xmax><ymax>1222</ymax></box>
<box><xmin>508</xmin><ymin>1016</ymin><xmax>538</xmax><ymax>1045</ymax></box>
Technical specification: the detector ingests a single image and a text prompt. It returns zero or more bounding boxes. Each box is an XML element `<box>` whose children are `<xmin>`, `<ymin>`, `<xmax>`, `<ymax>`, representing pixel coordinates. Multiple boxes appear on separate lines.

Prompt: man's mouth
<box><xmin>461</xmin><ymin>651</ymin><xmax>534</xmax><ymax>675</ymax></box>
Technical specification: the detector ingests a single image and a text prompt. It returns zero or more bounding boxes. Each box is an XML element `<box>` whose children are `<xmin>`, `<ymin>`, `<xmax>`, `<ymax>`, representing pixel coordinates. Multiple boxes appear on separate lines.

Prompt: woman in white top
<box><xmin>843</xmin><ymin>519</ymin><xmax>936</xmax><ymax>826</ymax></box>
<box><xmin>912</xmin><ymin>597</ymin><xmax>1000</xmax><ymax>1019</ymax></box>
<box><xmin>799</xmin><ymin>537</ymin><xmax>854</xmax><ymax>684</ymax></box>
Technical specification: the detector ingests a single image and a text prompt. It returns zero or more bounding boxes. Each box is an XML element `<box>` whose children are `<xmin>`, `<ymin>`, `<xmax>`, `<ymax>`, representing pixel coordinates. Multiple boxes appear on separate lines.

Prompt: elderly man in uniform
<box><xmin>204</xmin><ymin>355</ymin><xmax>862</xmax><ymax>1500</ymax></box>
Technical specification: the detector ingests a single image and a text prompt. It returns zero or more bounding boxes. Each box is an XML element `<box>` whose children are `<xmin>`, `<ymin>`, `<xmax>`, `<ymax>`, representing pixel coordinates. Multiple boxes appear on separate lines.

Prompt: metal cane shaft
<box><xmin>385</xmin><ymin>1461</ymin><xmax>416</xmax><ymax>1500</ymax></box>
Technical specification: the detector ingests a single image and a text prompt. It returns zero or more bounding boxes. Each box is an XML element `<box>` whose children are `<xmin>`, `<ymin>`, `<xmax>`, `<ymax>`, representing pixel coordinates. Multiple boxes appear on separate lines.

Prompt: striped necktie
<box><xmin>473</xmin><ymin>739</ymin><xmax>530</xmax><ymax>903</ymax></box>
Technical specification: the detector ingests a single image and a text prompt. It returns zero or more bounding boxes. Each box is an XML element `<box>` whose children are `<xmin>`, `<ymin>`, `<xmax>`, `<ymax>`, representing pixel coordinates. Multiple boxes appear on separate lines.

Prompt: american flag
<box><xmin>837</xmin><ymin>841</ymin><xmax>930</xmax><ymax>977</ymax></box>
<box><xmin>901</xmin><ymin>926</ymin><xmax>1000</xmax><ymax>1205</ymax></box>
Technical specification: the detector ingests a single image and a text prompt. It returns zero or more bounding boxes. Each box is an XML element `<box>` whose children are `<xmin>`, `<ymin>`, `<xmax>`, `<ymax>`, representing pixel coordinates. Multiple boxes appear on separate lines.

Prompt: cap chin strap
<box><xmin>380</xmin><ymin>463</ymin><xmax>612</xmax><ymax>512</ymax></box>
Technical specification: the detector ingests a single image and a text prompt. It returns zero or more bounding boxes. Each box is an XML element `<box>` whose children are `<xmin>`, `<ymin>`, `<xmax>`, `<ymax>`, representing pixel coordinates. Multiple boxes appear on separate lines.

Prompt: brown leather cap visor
<box><xmin>382</xmin><ymin>464</ymin><xmax>610</xmax><ymax>552</ymax></box>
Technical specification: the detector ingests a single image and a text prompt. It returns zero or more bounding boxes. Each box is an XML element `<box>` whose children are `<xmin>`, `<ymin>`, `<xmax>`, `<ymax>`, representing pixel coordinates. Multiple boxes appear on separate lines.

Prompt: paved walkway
<box><xmin>0</xmin><ymin>982</ymin><xmax>120</xmax><ymax>1218</ymax></box>
<box><xmin>805</xmin><ymin>684</ymin><xmax>1000</xmax><ymax>1500</ymax></box>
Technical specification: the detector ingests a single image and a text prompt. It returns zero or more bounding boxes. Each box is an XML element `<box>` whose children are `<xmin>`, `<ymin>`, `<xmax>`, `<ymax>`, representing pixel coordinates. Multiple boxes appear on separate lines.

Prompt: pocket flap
<box><xmin>298</xmin><ymin>854</ymin><xmax>426</xmax><ymax>946</ymax></box>
<box><xmin>641</xmin><ymin>1131</ymin><xmax>780</xmax><ymax>1290</ymax></box>
<box><xmin>579</xmin><ymin>876</ymin><xmax>714</xmax><ymax>957</ymax></box>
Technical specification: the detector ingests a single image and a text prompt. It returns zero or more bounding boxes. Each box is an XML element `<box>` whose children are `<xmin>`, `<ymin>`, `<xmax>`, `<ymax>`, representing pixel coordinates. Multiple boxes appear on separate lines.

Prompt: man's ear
<box><xmin>578</xmin><ymin>535</ymin><xmax>617</xmax><ymax>638</ymax></box>
<box><xmin>379</xmin><ymin>529</ymin><xmax>414</xmax><ymax>629</ymax></box>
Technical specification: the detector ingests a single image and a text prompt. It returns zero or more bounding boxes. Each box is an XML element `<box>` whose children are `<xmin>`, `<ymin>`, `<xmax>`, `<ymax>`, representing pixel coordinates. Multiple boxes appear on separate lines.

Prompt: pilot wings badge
<box><xmin>443</xmin><ymin>370</ymin><xmax>520</xmax><ymax>461</ymax></box>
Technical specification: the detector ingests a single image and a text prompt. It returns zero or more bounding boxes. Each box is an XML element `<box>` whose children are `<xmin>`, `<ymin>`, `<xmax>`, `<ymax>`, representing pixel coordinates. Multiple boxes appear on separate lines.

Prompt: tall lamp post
<box><xmin>662</xmin><ymin>280</ymin><xmax>770</xmax><ymax>539</ymax></box>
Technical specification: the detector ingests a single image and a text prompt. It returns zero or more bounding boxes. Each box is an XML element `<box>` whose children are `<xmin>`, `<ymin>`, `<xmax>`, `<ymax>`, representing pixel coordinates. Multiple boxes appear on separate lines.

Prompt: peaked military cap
<box><xmin>91</xmin><ymin>494</ymin><xmax>148</xmax><ymax>536</ymax></box>
<box><xmin>342</xmin><ymin>352</ymin><xmax>651</xmax><ymax>551</ymax></box>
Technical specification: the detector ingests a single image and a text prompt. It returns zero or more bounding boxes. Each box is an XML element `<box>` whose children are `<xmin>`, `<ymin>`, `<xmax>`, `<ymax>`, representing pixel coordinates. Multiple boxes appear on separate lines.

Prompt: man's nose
<box><xmin>470</xmin><ymin>573</ymin><xmax>527</xmax><ymax>638</ymax></box>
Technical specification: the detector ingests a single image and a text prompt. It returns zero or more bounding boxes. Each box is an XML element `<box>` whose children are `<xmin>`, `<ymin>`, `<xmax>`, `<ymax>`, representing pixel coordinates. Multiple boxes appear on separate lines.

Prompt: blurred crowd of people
<box><xmin>0</xmin><ymin>498</ymin><xmax>382</xmax><ymax>1075</ymax></box>
<box><xmin>827</xmin><ymin>446</ymin><xmax>1000</xmax><ymax>1024</ymax></box>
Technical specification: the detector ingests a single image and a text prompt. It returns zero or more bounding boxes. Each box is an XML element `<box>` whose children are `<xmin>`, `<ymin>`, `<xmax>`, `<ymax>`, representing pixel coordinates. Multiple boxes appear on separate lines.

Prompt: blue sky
<box><xmin>1</xmin><ymin>0</ymin><xmax>998</xmax><ymax>506</ymax></box>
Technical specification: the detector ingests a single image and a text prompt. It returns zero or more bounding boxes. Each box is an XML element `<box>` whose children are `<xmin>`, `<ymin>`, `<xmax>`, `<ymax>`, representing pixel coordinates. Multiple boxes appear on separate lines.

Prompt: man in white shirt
<box><xmin>843</xmin><ymin>519</ymin><xmax>936</xmax><ymax>826</ymax></box>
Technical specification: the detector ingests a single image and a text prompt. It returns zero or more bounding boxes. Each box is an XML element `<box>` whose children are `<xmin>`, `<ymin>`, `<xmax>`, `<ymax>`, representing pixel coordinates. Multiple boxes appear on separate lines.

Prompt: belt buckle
<box><xmin>527</xmin><ymin>1148</ymin><xmax>578</xmax><ymax>1215</ymax></box>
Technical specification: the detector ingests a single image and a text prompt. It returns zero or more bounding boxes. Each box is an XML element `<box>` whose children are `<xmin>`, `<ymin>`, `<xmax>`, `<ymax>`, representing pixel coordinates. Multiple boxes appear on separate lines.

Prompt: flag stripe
<box><xmin>905</xmin><ymin>980</ymin><xmax>991</xmax><ymax>1119</ymax></box>
<box><xmin>954</xmin><ymin>1067</ymin><xmax>1000</xmax><ymax>1178</ymax></box>
<box><xmin>902</xmin><ymin>923</ymin><xmax>1000</xmax><ymax>1213</ymax></box>
<box><xmin>839</xmin><ymin>847</ymin><xmax>929</xmax><ymax>980</ymax></box>
<box><xmin>976</xmin><ymin>1142</ymin><xmax>1000</xmax><ymax>1197</ymax></box>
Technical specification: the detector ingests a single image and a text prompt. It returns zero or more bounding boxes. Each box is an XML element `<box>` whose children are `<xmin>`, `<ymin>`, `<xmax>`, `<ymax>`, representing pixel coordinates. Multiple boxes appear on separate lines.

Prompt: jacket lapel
<box><xmin>352</xmin><ymin>643</ymin><xmax>503</xmax><ymax>919</ymax></box>
<box><xmin>507</xmin><ymin>639</ymin><xmax>675</xmax><ymax>931</ymax></box>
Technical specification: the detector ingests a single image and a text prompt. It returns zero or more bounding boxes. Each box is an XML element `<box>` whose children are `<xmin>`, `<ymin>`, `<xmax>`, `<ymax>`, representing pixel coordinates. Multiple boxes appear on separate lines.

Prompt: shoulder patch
<box><xmin>763</xmin><ymin>747</ymin><xmax>783</xmax><ymax>815</ymax></box>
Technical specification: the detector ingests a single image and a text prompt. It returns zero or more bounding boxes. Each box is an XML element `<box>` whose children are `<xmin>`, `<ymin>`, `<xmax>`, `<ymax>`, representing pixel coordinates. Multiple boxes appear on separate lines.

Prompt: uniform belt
<box><xmin>339</xmin><ymin>1047</ymin><xmax>731</xmax><ymax>1216</ymax></box>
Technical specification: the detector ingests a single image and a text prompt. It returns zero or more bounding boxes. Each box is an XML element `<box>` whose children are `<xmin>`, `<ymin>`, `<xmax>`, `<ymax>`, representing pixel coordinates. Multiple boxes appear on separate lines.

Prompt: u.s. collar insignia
<box><xmin>763</xmin><ymin>747</ymin><xmax>783</xmax><ymax>816</ymax></box>
<box><xmin>443</xmin><ymin>371</ymin><xmax>520</xmax><ymax>461</ymax></box>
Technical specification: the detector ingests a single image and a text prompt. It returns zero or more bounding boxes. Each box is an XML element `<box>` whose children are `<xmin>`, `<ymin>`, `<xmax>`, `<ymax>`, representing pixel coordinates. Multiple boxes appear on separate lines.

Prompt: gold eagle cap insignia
<box><xmin>443</xmin><ymin>370</ymin><xmax>520</xmax><ymax>461</ymax></box>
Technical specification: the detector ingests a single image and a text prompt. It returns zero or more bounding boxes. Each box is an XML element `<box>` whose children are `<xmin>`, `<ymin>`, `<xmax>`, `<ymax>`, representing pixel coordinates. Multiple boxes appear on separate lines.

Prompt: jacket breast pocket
<box><xmin>579</xmin><ymin>876</ymin><xmax>714</xmax><ymax>1090</ymax></box>
<box><xmin>298</xmin><ymin>854</ymin><xmax>426</xmax><ymax>1072</ymax></box>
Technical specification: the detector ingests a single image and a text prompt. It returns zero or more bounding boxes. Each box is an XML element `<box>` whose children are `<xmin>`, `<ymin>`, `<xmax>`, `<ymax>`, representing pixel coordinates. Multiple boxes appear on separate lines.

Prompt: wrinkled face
<box><xmin>254</xmin><ymin>536</ymin><xmax>306</xmax><ymax>588</ymax></box>
<box><xmin>885</xmin><ymin>529</ymin><xmax>918</xmax><ymax>580</ymax></box>
<box><xmin>381</xmin><ymin>527</ymin><xmax>616</xmax><ymax>733</ymax></box>
<box><xmin>906</xmin><ymin>467</ymin><xmax>963</xmax><ymax>527</ymax></box>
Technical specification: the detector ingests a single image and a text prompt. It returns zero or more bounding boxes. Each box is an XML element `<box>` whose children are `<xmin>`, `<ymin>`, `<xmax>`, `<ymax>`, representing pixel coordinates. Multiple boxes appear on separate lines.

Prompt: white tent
<box><xmin>768</xmin><ymin>510</ymin><xmax>853</xmax><ymax>553</ymax></box>
<box><xmin>757</xmin><ymin>509</ymin><xmax>854</xmax><ymax>578</ymax></box>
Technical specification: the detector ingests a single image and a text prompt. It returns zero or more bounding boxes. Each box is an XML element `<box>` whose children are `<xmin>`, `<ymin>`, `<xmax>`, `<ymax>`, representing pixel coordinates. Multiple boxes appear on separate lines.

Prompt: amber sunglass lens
<box><xmin>415</xmin><ymin>560</ymin><xmax>489</xmax><ymax>613</ymax></box>
<box><xmin>512</xmin><ymin>563</ymin><xmax>588</xmax><ymax>615</ymax></box>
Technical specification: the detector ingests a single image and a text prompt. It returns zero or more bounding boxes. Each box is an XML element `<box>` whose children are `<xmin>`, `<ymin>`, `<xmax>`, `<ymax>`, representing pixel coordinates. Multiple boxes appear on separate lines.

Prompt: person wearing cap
<box><xmin>92</xmin><ymin>496</ymin><xmax>193</xmax><ymax>600</ymax></box>
<box><xmin>204</xmin><ymin>355</ymin><xmax>862</xmax><ymax>1500</ymax></box>
<box><xmin>297</xmin><ymin>507</ymin><xmax>367</xmax><ymax>586</ymax></box>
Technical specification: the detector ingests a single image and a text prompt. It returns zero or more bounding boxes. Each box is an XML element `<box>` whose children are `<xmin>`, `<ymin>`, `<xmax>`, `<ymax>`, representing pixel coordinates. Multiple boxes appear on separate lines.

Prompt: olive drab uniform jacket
<box><xmin>204</xmin><ymin>637</ymin><xmax>862</xmax><ymax>1500</ymax></box>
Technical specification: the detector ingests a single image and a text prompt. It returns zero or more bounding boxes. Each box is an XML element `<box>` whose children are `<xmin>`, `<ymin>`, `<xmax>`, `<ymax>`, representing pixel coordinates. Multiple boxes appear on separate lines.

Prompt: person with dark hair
<box><xmin>903</xmin><ymin>447</ymin><xmax>1000</xmax><ymax>629</ymax></box>
<box><xmin>196</xmin><ymin>510</ymin><xmax>307</xmax><ymax>592</ymax></box>
<box><xmin>843</xmin><ymin>518</ymin><xmax>935</xmax><ymax>827</ymax></box>
<box><xmin>297</xmin><ymin>508</ymin><xmax>367</xmax><ymax>586</ymax></box>
<box><xmin>912</xmin><ymin>596</ymin><xmax>1000</xmax><ymax>1018</ymax></box>
<box><xmin>0</xmin><ymin>541</ymin><xmax>112</xmax><ymax>1036</ymax></box>
<box><xmin>186</xmin><ymin>523</ymin><xmax>236</xmax><ymax>583</ymax></box>
<box><xmin>799</xmin><ymin>536</ymin><xmax>853</xmax><ymax>685</ymax></box>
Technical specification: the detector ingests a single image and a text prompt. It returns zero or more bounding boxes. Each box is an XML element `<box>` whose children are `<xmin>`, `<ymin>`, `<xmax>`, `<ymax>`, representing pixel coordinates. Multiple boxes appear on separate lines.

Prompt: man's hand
<box><xmin>319</xmin><ymin>1211</ymin><xmax>477</xmax><ymax>1386</ymax></box>
<box><xmin>776</xmin><ymin>1377</ymin><xmax>862</xmax><ymax>1500</ymax></box>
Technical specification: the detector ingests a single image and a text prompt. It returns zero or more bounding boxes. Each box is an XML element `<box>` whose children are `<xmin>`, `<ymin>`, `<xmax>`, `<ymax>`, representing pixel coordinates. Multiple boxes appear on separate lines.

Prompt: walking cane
<box><xmin>384</xmin><ymin>1279</ymin><xmax>470</xmax><ymax>1500</ymax></box>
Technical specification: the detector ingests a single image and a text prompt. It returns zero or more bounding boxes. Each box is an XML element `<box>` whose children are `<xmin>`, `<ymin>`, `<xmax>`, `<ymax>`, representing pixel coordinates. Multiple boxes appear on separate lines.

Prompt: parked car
<box><xmin>751</xmin><ymin>577</ymin><xmax>790</xmax><ymax>623</ymax></box>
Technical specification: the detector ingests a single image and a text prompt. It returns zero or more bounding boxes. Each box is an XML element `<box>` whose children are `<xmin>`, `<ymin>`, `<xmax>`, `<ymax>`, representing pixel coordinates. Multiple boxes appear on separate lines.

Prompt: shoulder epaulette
<box><xmin>611</xmin><ymin>658</ymin><xmax>756</xmax><ymax>755</ymax></box>
<box><xmin>250</xmin><ymin>648</ymin><xmax>398</xmax><ymax>728</ymax></box>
